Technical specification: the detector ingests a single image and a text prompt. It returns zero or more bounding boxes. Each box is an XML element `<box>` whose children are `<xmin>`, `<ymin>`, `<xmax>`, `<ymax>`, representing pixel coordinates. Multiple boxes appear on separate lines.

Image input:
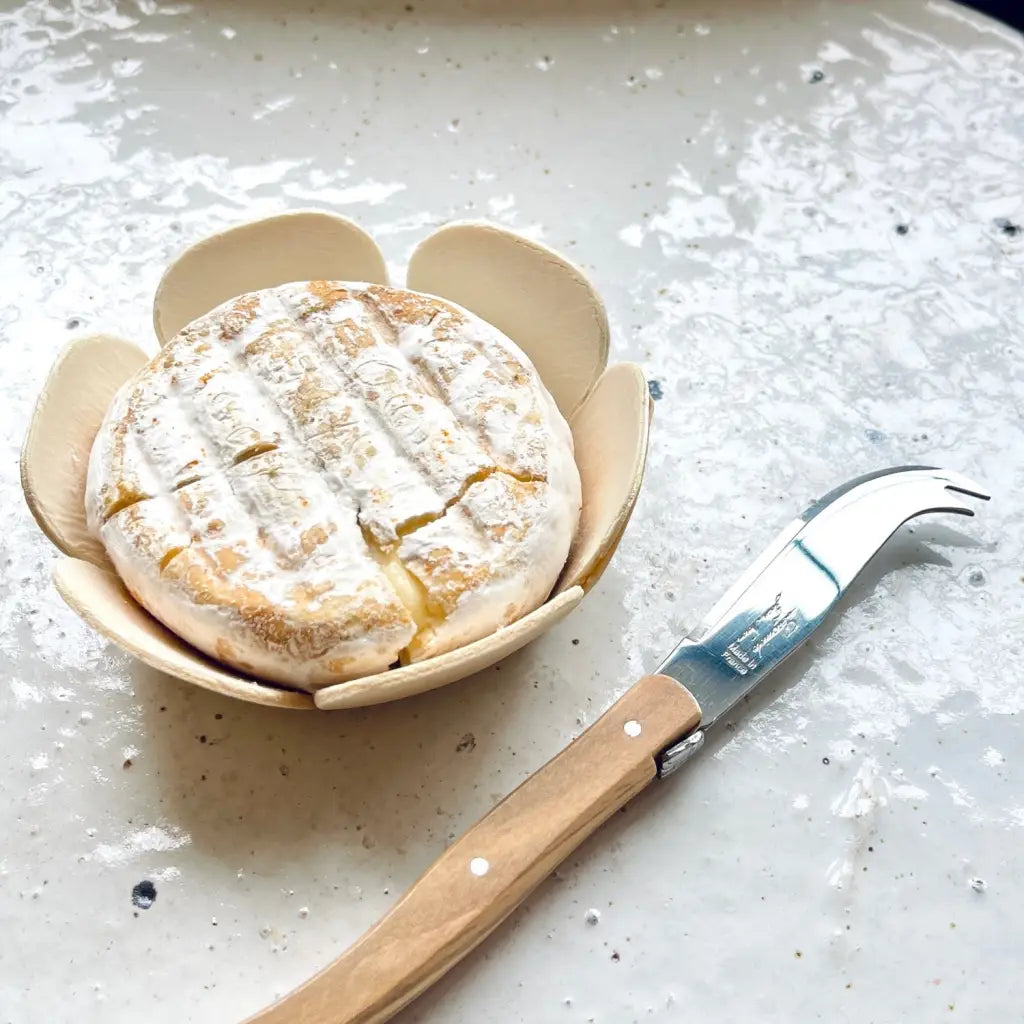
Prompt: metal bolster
<box><xmin>655</xmin><ymin>729</ymin><xmax>705</xmax><ymax>778</ymax></box>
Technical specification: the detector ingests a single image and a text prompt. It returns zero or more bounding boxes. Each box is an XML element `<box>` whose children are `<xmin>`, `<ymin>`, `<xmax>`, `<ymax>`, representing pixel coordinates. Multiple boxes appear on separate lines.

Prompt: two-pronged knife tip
<box><xmin>940</xmin><ymin>478</ymin><xmax>991</xmax><ymax>503</ymax></box>
<box><xmin>929</xmin><ymin>468</ymin><xmax>992</xmax><ymax>514</ymax></box>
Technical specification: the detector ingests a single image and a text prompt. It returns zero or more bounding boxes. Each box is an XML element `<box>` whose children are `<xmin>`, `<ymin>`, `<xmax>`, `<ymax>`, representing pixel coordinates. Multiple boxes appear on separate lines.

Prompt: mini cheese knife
<box><xmin>247</xmin><ymin>465</ymin><xmax>989</xmax><ymax>1024</ymax></box>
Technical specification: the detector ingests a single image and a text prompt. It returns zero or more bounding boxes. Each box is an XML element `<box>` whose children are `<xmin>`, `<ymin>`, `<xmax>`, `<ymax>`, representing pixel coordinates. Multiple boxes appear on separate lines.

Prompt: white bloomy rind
<box><xmin>85</xmin><ymin>281</ymin><xmax>581</xmax><ymax>690</ymax></box>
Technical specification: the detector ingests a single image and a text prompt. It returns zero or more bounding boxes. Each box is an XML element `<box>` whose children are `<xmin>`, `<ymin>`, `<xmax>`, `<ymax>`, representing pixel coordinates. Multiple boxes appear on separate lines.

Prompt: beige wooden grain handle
<box><xmin>244</xmin><ymin>674</ymin><xmax>702</xmax><ymax>1024</ymax></box>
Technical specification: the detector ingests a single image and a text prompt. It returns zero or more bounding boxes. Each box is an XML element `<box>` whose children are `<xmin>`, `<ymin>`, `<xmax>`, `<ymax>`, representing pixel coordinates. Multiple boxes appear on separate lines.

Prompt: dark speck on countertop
<box><xmin>647</xmin><ymin>379</ymin><xmax>664</xmax><ymax>401</ymax></box>
<box><xmin>895</xmin><ymin>223</ymin><xmax>910</xmax><ymax>235</ymax></box>
<box><xmin>132</xmin><ymin>880</ymin><xmax>156</xmax><ymax>910</ymax></box>
<box><xmin>808</xmin><ymin>69</ymin><xmax>824</xmax><ymax>83</ymax></box>
<box><xmin>995</xmin><ymin>217</ymin><xmax>1020</xmax><ymax>237</ymax></box>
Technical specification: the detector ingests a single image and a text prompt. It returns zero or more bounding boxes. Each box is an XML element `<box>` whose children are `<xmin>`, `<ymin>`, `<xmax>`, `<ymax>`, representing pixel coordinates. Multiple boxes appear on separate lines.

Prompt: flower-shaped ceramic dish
<box><xmin>21</xmin><ymin>211</ymin><xmax>651</xmax><ymax>711</ymax></box>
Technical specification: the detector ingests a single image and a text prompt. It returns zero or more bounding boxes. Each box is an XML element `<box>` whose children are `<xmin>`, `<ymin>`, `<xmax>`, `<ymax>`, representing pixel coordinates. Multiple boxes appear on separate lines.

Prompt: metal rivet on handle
<box><xmin>623</xmin><ymin>720</ymin><xmax>642</xmax><ymax>737</ymax></box>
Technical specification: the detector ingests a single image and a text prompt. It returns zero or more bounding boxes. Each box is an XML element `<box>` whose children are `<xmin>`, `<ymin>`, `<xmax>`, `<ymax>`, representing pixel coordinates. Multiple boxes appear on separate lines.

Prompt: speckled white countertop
<box><xmin>1</xmin><ymin>1</ymin><xmax>1022</xmax><ymax>1021</ymax></box>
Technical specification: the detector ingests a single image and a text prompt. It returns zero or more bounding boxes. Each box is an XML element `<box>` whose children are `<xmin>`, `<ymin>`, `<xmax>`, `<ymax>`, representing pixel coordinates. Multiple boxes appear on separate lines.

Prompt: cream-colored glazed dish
<box><xmin>86</xmin><ymin>281</ymin><xmax>581</xmax><ymax>690</ymax></box>
<box><xmin>21</xmin><ymin>211</ymin><xmax>651</xmax><ymax>710</ymax></box>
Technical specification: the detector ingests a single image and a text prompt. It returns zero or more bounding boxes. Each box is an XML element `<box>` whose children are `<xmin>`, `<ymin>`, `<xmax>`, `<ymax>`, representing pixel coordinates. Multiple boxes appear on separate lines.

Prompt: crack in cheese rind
<box><xmin>395</xmin><ymin>470</ymin><xmax>574</xmax><ymax>663</ymax></box>
<box><xmin>87</xmin><ymin>282</ymin><xmax>581</xmax><ymax>690</ymax></box>
<box><xmin>391</xmin><ymin>466</ymin><xmax>534</xmax><ymax>539</ymax></box>
<box><xmin>359</xmin><ymin>522</ymin><xmax>440</xmax><ymax>665</ymax></box>
<box><xmin>362</xmin><ymin>465</ymin><xmax>556</xmax><ymax>664</ymax></box>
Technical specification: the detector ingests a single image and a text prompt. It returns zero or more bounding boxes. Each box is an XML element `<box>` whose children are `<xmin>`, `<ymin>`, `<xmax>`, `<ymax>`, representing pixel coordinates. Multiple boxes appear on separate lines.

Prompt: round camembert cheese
<box><xmin>85</xmin><ymin>282</ymin><xmax>581</xmax><ymax>690</ymax></box>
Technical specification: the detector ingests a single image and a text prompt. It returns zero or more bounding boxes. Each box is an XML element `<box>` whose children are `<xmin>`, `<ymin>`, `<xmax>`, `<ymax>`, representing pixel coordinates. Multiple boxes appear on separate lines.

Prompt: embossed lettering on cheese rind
<box><xmin>86</xmin><ymin>282</ymin><xmax>582</xmax><ymax>690</ymax></box>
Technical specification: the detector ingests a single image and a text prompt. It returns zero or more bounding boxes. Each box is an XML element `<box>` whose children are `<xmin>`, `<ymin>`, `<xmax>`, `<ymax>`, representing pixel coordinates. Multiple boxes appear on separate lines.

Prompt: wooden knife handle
<box><xmin>244</xmin><ymin>674</ymin><xmax>701</xmax><ymax>1024</ymax></box>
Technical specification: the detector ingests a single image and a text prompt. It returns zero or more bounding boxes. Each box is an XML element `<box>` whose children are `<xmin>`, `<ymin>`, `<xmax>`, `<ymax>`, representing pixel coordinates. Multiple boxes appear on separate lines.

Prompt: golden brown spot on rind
<box><xmin>366</xmin><ymin>284</ymin><xmax>463</xmax><ymax>330</ymax></box>
<box><xmin>215</xmin><ymin>547</ymin><xmax>246</xmax><ymax>571</ymax></box>
<box><xmin>325</xmin><ymin>656</ymin><xmax>357</xmax><ymax>675</ymax></box>
<box><xmin>288</xmin><ymin>580</ymin><xmax>335</xmax><ymax>604</ymax></box>
<box><xmin>300</xmin><ymin>525</ymin><xmax>330</xmax><ymax>554</ymax></box>
<box><xmin>293</xmin><ymin>374</ymin><xmax>335</xmax><ymax>423</ymax></box>
<box><xmin>332</xmin><ymin>319</ymin><xmax>377</xmax><ymax>360</ymax></box>
<box><xmin>232</xmin><ymin>441</ymin><xmax>279</xmax><ymax>466</ymax></box>
<box><xmin>219</xmin><ymin>293</ymin><xmax>262</xmax><ymax>340</ymax></box>
<box><xmin>159</xmin><ymin>546</ymin><xmax>185</xmax><ymax>572</ymax></box>
<box><xmin>410</xmin><ymin>546</ymin><xmax>492</xmax><ymax>617</ymax></box>
<box><xmin>304</xmin><ymin>280</ymin><xmax>353</xmax><ymax>313</ymax></box>
<box><xmin>102</xmin><ymin>482</ymin><xmax>152</xmax><ymax>522</ymax></box>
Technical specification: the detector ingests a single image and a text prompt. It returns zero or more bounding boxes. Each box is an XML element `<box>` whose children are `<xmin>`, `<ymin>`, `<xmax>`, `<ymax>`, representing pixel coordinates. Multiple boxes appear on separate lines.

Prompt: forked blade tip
<box><xmin>936</xmin><ymin>470</ymin><xmax>991</xmax><ymax>504</ymax></box>
<box><xmin>803</xmin><ymin>465</ymin><xmax>989</xmax><ymax>521</ymax></box>
<box><xmin>944</xmin><ymin>482</ymin><xmax>991</xmax><ymax>503</ymax></box>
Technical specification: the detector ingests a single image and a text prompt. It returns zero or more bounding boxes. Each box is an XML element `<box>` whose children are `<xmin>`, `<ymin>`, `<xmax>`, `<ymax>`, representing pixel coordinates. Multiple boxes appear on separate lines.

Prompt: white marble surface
<box><xmin>1</xmin><ymin>1</ymin><xmax>1022</xmax><ymax>1021</ymax></box>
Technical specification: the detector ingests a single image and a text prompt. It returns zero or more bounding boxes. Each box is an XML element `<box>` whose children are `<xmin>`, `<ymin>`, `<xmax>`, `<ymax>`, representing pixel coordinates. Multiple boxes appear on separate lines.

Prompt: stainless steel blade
<box><xmin>655</xmin><ymin>466</ymin><xmax>989</xmax><ymax>774</ymax></box>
